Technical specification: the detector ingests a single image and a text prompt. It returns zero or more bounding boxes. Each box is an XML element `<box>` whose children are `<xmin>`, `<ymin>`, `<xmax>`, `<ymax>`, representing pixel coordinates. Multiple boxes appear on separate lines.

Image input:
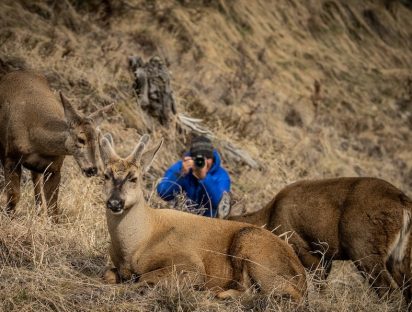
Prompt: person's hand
<box><xmin>182</xmin><ymin>156</ymin><xmax>194</xmax><ymax>175</ymax></box>
<box><xmin>192</xmin><ymin>165</ymin><xmax>208</xmax><ymax>180</ymax></box>
<box><xmin>192</xmin><ymin>158</ymin><xmax>213</xmax><ymax>180</ymax></box>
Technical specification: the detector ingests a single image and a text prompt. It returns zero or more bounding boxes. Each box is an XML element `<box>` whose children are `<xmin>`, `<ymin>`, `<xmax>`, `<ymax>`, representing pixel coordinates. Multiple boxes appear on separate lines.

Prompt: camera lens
<box><xmin>194</xmin><ymin>155</ymin><xmax>205</xmax><ymax>168</ymax></box>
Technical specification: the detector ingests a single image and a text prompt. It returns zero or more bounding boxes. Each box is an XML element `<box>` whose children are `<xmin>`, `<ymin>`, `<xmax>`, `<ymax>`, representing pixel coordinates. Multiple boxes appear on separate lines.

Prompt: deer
<box><xmin>218</xmin><ymin>177</ymin><xmax>412</xmax><ymax>306</ymax></box>
<box><xmin>99</xmin><ymin>133</ymin><xmax>307</xmax><ymax>303</ymax></box>
<box><xmin>0</xmin><ymin>70</ymin><xmax>113</xmax><ymax>217</ymax></box>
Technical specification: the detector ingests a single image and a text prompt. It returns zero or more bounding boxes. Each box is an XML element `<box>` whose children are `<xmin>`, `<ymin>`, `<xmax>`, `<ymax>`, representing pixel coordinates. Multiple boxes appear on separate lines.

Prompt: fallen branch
<box><xmin>177</xmin><ymin>114</ymin><xmax>214</xmax><ymax>136</ymax></box>
<box><xmin>176</xmin><ymin>113</ymin><xmax>260</xmax><ymax>169</ymax></box>
<box><xmin>220</xmin><ymin>141</ymin><xmax>260</xmax><ymax>169</ymax></box>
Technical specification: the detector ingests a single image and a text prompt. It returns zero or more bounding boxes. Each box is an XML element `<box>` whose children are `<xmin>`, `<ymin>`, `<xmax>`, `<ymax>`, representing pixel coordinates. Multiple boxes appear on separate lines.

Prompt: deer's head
<box><xmin>99</xmin><ymin>133</ymin><xmax>163</xmax><ymax>215</ymax></box>
<box><xmin>60</xmin><ymin>92</ymin><xmax>114</xmax><ymax>177</ymax></box>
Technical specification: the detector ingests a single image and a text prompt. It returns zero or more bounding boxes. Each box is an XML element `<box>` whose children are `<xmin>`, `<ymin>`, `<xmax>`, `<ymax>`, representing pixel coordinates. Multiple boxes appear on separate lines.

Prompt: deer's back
<box><xmin>0</xmin><ymin>71</ymin><xmax>64</xmax><ymax>152</ymax></box>
<box><xmin>134</xmin><ymin>209</ymin><xmax>290</xmax><ymax>288</ymax></box>
<box><xmin>269</xmin><ymin>177</ymin><xmax>410</xmax><ymax>258</ymax></box>
<box><xmin>154</xmin><ymin>208</ymin><xmax>253</xmax><ymax>254</ymax></box>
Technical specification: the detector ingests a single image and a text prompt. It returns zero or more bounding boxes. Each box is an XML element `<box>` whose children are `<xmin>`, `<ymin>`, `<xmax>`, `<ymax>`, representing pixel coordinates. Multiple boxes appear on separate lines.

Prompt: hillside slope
<box><xmin>0</xmin><ymin>0</ymin><xmax>412</xmax><ymax>311</ymax></box>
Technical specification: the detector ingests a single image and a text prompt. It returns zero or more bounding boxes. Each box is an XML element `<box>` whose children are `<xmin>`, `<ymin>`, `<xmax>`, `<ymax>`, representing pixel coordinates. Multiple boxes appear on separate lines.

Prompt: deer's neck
<box><xmin>29</xmin><ymin>119</ymin><xmax>70</xmax><ymax>156</ymax></box>
<box><xmin>229</xmin><ymin>199</ymin><xmax>272</xmax><ymax>228</ymax></box>
<box><xmin>106</xmin><ymin>200</ymin><xmax>153</xmax><ymax>261</ymax></box>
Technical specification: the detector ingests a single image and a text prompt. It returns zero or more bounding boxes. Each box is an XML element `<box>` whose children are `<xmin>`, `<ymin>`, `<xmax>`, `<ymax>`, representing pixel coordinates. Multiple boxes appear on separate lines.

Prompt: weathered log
<box><xmin>177</xmin><ymin>113</ymin><xmax>260</xmax><ymax>169</ymax></box>
<box><xmin>129</xmin><ymin>55</ymin><xmax>176</xmax><ymax>125</ymax></box>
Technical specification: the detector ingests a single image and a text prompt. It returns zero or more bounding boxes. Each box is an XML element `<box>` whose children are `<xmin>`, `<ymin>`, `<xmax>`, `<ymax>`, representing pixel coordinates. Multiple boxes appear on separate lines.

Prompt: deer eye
<box><xmin>129</xmin><ymin>177</ymin><xmax>137</xmax><ymax>183</ymax></box>
<box><xmin>77</xmin><ymin>137</ymin><xmax>86</xmax><ymax>145</ymax></box>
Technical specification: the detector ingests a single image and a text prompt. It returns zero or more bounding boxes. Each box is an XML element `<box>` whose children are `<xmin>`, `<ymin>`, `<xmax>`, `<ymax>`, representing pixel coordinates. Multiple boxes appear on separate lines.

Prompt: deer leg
<box><xmin>0</xmin><ymin>143</ymin><xmax>4</xmax><ymax>189</ymax></box>
<box><xmin>391</xmin><ymin>257</ymin><xmax>412</xmax><ymax>306</ymax></box>
<box><xmin>225</xmin><ymin>227</ymin><xmax>307</xmax><ymax>304</ymax></box>
<box><xmin>103</xmin><ymin>264</ymin><xmax>134</xmax><ymax>284</ymax></box>
<box><xmin>135</xmin><ymin>267</ymin><xmax>174</xmax><ymax>288</ymax></box>
<box><xmin>288</xmin><ymin>232</ymin><xmax>330</xmax><ymax>289</ymax></box>
<box><xmin>215</xmin><ymin>265</ymin><xmax>251</xmax><ymax>300</ymax></box>
<box><xmin>4</xmin><ymin>157</ymin><xmax>22</xmax><ymax>213</ymax></box>
<box><xmin>0</xmin><ymin>142</ymin><xmax>4</xmax><ymax>168</ymax></box>
<box><xmin>387</xmin><ymin>241</ymin><xmax>412</xmax><ymax>306</ymax></box>
<box><xmin>31</xmin><ymin>171</ymin><xmax>44</xmax><ymax>212</ymax></box>
<box><xmin>131</xmin><ymin>252</ymin><xmax>207</xmax><ymax>290</ymax></box>
<box><xmin>104</xmin><ymin>268</ymin><xmax>121</xmax><ymax>284</ymax></box>
<box><xmin>353</xmin><ymin>256</ymin><xmax>398</xmax><ymax>299</ymax></box>
<box><xmin>134</xmin><ymin>263</ymin><xmax>206</xmax><ymax>291</ymax></box>
<box><xmin>42</xmin><ymin>157</ymin><xmax>63</xmax><ymax>218</ymax></box>
<box><xmin>343</xmin><ymin>208</ymin><xmax>410</xmax><ymax>304</ymax></box>
<box><xmin>215</xmin><ymin>289</ymin><xmax>245</xmax><ymax>300</ymax></box>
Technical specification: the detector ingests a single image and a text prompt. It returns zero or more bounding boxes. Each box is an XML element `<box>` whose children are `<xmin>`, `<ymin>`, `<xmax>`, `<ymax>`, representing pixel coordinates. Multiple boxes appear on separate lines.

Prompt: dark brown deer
<box><xmin>219</xmin><ymin>177</ymin><xmax>412</xmax><ymax>305</ymax></box>
<box><xmin>0</xmin><ymin>70</ymin><xmax>113</xmax><ymax>216</ymax></box>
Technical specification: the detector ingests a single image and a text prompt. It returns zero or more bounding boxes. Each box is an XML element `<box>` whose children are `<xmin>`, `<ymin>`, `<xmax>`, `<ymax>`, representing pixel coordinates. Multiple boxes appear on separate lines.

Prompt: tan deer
<box><xmin>99</xmin><ymin>134</ymin><xmax>307</xmax><ymax>303</ymax></box>
<box><xmin>0</xmin><ymin>70</ymin><xmax>113</xmax><ymax>216</ymax></box>
<box><xmin>218</xmin><ymin>177</ymin><xmax>412</xmax><ymax>305</ymax></box>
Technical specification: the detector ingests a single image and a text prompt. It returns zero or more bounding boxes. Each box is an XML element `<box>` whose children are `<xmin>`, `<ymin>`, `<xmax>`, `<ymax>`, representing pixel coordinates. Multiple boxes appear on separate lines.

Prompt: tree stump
<box><xmin>129</xmin><ymin>55</ymin><xmax>177</xmax><ymax>125</ymax></box>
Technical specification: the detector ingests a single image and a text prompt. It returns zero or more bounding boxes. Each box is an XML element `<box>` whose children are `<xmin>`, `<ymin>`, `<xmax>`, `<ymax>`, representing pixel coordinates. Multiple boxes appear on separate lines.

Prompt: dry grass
<box><xmin>0</xmin><ymin>190</ymin><xmax>408</xmax><ymax>312</ymax></box>
<box><xmin>1</xmin><ymin>0</ymin><xmax>412</xmax><ymax>311</ymax></box>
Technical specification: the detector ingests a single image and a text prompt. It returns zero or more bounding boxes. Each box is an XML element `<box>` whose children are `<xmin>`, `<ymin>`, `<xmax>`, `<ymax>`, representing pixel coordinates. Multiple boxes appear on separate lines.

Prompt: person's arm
<box><xmin>199</xmin><ymin>170</ymin><xmax>231</xmax><ymax>210</ymax></box>
<box><xmin>157</xmin><ymin>161</ymin><xmax>185</xmax><ymax>201</ymax></box>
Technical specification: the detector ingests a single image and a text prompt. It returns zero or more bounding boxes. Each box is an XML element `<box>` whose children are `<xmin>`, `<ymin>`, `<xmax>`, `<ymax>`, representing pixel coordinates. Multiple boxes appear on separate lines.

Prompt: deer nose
<box><xmin>107</xmin><ymin>198</ymin><xmax>124</xmax><ymax>212</ymax></box>
<box><xmin>83</xmin><ymin>167</ymin><xmax>98</xmax><ymax>177</ymax></box>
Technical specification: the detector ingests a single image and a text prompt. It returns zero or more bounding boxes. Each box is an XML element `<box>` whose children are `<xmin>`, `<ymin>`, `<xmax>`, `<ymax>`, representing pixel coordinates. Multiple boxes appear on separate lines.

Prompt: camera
<box><xmin>193</xmin><ymin>155</ymin><xmax>206</xmax><ymax>168</ymax></box>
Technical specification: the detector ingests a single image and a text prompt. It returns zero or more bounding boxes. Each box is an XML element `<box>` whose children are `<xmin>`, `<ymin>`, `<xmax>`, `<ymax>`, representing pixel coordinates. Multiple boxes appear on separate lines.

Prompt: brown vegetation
<box><xmin>1</xmin><ymin>0</ymin><xmax>412</xmax><ymax>311</ymax></box>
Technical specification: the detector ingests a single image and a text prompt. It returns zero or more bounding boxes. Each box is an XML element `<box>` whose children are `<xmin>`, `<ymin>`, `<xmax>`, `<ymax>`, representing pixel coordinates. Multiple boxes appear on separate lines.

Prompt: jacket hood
<box><xmin>209</xmin><ymin>149</ymin><xmax>222</xmax><ymax>174</ymax></box>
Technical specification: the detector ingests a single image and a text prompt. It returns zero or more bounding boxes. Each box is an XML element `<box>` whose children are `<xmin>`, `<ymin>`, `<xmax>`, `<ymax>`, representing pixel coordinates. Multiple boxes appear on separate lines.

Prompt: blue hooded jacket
<box><xmin>157</xmin><ymin>150</ymin><xmax>230</xmax><ymax>217</ymax></box>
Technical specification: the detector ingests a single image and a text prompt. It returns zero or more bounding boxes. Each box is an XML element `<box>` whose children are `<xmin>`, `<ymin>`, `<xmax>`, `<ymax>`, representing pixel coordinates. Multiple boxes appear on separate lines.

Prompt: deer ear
<box><xmin>60</xmin><ymin>92</ymin><xmax>81</xmax><ymax>123</ymax></box>
<box><xmin>88</xmin><ymin>103</ymin><xmax>115</xmax><ymax>125</ymax></box>
<box><xmin>99</xmin><ymin>134</ymin><xmax>118</xmax><ymax>166</ymax></box>
<box><xmin>140</xmin><ymin>139</ymin><xmax>163</xmax><ymax>173</ymax></box>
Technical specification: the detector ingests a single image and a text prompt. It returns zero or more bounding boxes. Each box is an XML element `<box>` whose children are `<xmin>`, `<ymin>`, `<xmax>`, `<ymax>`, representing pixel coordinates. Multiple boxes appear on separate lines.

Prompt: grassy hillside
<box><xmin>0</xmin><ymin>0</ymin><xmax>412</xmax><ymax>311</ymax></box>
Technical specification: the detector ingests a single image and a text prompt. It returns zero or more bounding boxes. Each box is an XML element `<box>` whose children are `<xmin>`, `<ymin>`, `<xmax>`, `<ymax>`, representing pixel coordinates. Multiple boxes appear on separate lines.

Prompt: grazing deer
<box><xmin>218</xmin><ymin>177</ymin><xmax>412</xmax><ymax>304</ymax></box>
<box><xmin>0</xmin><ymin>70</ymin><xmax>113</xmax><ymax>216</ymax></box>
<box><xmin>99</xmin><ymin>134</ymin><xmax>307</xmax><ymax>303</ymax></box>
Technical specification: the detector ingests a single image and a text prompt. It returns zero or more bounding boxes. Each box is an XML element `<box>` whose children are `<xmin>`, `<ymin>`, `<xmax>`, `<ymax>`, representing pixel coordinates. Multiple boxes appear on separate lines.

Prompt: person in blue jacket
<box><xmin>157</xmin><ymin>135</ymin><xmax>231</xmax><ymax>217</ymax></box>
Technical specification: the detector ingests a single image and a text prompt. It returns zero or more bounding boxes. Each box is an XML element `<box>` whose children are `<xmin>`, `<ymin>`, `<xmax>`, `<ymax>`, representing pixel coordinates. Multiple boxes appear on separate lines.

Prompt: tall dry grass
<box><xmin>1</xmin><ymin>0</ymin><xmax>412</xmax><ymax>311</ymax></box>
<box><xmin>0</xmin><ymin>165</ymin><xmax>409</xmax><ymax>311</ymax></box>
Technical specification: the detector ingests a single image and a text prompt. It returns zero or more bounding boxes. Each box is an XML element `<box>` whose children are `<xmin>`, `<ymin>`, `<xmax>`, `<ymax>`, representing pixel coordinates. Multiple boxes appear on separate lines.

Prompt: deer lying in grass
<box><xmin>0</xmin><ymin>70</ymin><xmax>113</xmax><ymax>216</ymax></box>
<box><xmin>99</xmin><ymin>134</ymin><xmax>307</xmax><ymax>303</ymax></box>
<box><xmin>218</xmin><ymin>177</ymin><xmax>412</xmax><ymax>304</ymax></box>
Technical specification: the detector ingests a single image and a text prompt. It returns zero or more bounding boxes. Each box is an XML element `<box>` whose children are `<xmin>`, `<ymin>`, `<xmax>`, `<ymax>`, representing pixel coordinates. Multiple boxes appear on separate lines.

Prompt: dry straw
<box><xmin>1</xmin><ymin>0</ymin><xmax>412</xmax><ymax>311</ymax></box>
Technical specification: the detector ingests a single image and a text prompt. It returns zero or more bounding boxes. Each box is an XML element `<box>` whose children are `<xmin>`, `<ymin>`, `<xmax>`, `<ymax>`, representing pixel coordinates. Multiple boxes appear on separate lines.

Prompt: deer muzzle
<box><xmin>106</xmin><ymin>197</ymin><xmax>125</xmax><ymax>214</ymax></box>
<box><xmin>83</xmin><ymin>167</ymin><xmax>98</xmax><ymax>177</ymax></box>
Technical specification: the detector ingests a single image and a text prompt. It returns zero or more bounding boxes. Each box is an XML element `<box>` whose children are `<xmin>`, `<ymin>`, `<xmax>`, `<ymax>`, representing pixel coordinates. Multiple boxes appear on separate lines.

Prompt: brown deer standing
<box><xmin>218</xmin><ymin>177</ymin><xmax>412</xmax><ymax>305</ymax></box>
<box><xmin>0</xmin><ymin>70</ymin><xmax>113</xmax><ymax>216</ymax></box>
<box><xmin>99</xmin><ymin>134</ymin><xmax>307</xmax><ymax>303</ymax></box>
